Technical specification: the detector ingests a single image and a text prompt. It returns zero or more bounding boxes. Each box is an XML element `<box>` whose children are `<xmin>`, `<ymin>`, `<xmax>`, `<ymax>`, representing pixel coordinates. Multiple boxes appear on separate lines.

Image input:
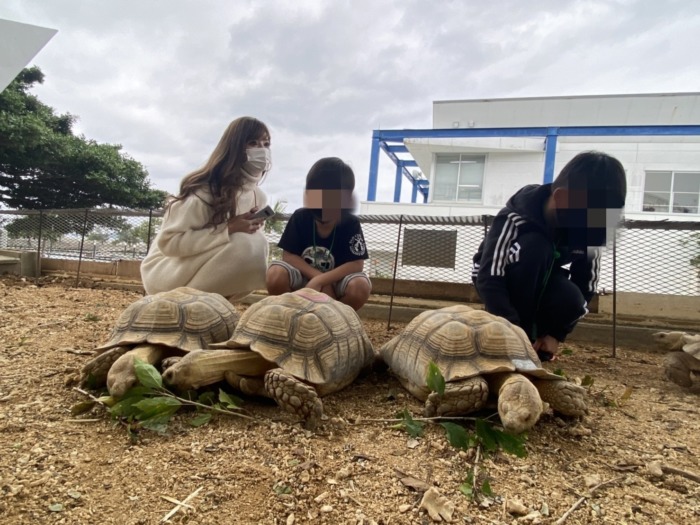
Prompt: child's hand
<box><xmin>227</xmin><ymin>210</ymin><xmax>263</xmax><ymax>234</ymax></box>
<box><xmin>305</xmin><ymin>275</ymin><xmax>325</xmax><ymax>291</ymax></box>
<box><xmin>533</xmin><ymin>335</ymin><xmax>559</xmax><ymax>362</ymax></box>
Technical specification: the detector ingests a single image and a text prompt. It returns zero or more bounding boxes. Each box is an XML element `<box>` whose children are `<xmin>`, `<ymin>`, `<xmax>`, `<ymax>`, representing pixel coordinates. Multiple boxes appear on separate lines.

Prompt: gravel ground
<box><xmin>0</xmin><ymin>275</ymin><xmax>698</xmax><ymax>524</ymax></box>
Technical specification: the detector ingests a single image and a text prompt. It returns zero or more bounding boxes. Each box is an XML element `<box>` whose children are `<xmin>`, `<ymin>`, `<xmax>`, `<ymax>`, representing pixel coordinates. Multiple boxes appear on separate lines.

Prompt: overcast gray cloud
<box><xmin>1</xmin><ymin>0</ymin><xmax>699</xmax><ymax>210</ymax></box>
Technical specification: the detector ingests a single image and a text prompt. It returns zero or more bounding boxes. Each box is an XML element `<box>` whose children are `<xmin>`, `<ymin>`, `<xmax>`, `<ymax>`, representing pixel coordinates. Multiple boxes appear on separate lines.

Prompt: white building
<box><xmin>361</xmin><ymin>93</ymin><xmax>700</xmax><ymax>222</ymax></box>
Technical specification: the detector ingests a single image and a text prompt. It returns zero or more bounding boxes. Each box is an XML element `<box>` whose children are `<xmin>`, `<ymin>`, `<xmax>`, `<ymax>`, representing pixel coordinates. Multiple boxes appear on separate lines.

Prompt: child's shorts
<box><xmin>269</xmin><ymin>260</ymin><xmax>371</xmax><ymax>298</ymax></box>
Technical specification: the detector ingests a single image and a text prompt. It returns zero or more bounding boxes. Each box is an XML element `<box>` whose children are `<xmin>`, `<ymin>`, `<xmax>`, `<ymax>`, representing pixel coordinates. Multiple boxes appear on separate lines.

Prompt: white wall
<box><xmin>433</xmin><ymin>93</ymin><xmax>700</xmax><ymax>128</ymax></box>
<box><xmin>363</xmin><ymin>137</ymin><xmax>700</xmax><ymax>222</ymax></box>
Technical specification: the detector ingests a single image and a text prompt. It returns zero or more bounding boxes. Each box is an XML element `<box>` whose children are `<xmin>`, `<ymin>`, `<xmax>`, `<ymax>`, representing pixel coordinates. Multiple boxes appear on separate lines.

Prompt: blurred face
<box><xmin>553</xmin><ymin>187</ymin><xmax>623</xmax><ymax>248</ymax></box>
<box><xmin>304</xmin><ymin>189</ymin><xmax>356</xmax><ymax>224</ymax></box>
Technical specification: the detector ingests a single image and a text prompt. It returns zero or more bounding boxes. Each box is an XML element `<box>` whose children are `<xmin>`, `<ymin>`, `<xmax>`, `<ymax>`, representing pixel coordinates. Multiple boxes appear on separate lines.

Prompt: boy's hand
<box><xmin>533</xmin><ymin>335</ymin><xmax>559</xmax><ymax>362</ymax></box>
<box><xmin>306</xmin><ymin>275</ymin><xmax>327</xmax><ymax>291</ymax></box>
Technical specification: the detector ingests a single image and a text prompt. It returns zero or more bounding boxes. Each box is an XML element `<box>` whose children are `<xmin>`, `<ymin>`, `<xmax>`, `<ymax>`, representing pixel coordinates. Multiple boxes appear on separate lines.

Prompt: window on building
<box><xmin>643</xmin><ymin>171</ymin><xmax>700</xmax><ymax>214</ymax></box>
<box><xmin>433</xmin><ymin>154</ymin><xmax>485</xmax><ymax>202</ymax></box>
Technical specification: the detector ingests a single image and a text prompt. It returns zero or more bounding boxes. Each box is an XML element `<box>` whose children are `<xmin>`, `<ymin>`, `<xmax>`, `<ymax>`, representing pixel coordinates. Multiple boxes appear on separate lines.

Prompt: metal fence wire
<box><xmin>0</xmin><ymin>209</ymin><xmax>699</xmax><ymax>296</ymax></box>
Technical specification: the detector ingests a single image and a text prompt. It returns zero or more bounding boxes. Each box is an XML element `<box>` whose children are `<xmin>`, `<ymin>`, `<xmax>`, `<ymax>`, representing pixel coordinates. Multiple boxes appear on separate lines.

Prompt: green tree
<box><xmin>132</xmin><ymin>217</ymin><xmax>161</xmax><ymax>245</ymax></box>
<box><xmin>0</xmin><ymin>67</ymin><xmax>168</xmax><ymax>210</ymax></box>
<box><xmin>263</xmin><ymin>200</ymin><xmax>287</xmax><ymax>235</ymax></box>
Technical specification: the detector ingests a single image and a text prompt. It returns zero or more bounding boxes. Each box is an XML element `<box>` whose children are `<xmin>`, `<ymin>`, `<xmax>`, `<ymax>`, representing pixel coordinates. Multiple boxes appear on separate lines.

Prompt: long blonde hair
<box><xmin>169</xmin><ymin>116</ymin><xmax>270</xmax><ymax>227</ymax></box>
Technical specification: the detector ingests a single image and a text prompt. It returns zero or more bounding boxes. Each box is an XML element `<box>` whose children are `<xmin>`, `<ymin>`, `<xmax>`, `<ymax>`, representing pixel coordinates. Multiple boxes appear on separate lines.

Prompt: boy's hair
<box><xmin>305</xmin><ymin>157</ymin><xmax>355</xmax><ymax>191</ymax></box>
<box><xmin>552</xmin><ymin>151</ymin><xmax>627</xmax><ymax>209</ymax></box>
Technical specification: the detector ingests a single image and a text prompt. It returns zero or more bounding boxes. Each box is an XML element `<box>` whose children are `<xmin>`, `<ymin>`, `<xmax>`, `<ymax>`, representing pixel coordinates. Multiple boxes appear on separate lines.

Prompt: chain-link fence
<box><xmin>1</xmin><ymin>209</ymin><xmax>698</xmax><ymax>296</ymax></box>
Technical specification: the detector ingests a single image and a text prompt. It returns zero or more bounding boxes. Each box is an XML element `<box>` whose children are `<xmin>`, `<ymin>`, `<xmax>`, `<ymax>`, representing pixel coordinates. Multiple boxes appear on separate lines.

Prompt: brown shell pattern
<box><xmin>95</xmin><ymin>287</ymin><xmax>239</xmax><ymax>353</ymax></box>
<box><xmin>380</xmin><ymin>305</ymin><xmax>561</xmax><ymax>388</ymax></box>
<box><xmin>211</xmin><ymin>288</ymin><xmax>374</xmax><ymax>386</ymax></box>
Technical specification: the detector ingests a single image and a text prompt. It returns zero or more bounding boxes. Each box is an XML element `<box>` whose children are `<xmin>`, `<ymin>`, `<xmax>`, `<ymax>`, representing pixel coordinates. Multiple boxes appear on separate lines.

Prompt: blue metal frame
<box><xmin>367</xmin><ymin>125</ymin><xmax>700</xmax><ymax>201</ymax></box>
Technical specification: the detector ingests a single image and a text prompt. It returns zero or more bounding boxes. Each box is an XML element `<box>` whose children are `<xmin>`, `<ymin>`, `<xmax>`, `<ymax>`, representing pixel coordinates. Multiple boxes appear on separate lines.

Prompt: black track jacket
<box><xmin>471</xmin><ymin>183</ymin><xmax>600</xmax><ymax>337</ymax></box>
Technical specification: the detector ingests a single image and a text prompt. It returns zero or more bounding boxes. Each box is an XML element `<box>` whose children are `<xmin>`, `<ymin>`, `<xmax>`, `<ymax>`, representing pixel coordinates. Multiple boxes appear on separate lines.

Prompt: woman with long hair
<box><xmin>141</xmin><ymin>116</ymin><xmax>272</xmax><ymax>301</ymax></box>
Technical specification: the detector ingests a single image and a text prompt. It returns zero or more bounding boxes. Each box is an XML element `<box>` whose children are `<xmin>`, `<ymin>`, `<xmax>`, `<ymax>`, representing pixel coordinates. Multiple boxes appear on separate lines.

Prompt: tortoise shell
<box><xmin>211</xmin><ymin>288</ymin><xmax>374</xmax><ymax>387</ymax></box>
<box><xmin>380</xmin><ymin>305</ymin><xmax>559</xmax><ymax>392</ymax></box>
<box><xmin>95</xmin><ymin>287</ymin><xmax>239</xmax><ymax>353</ymax></box>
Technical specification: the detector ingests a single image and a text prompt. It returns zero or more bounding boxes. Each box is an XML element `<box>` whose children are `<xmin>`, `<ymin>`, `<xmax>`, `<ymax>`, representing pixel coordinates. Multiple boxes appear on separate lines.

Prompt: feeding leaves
<box><xmin>426</xmin><ymin>361</ymin><xmax>446</xmax><ymax>396</ymax></box>
<box><xmin>134</xmin><ymin>359</ymin><xmax>163</xmax><ymax>389</ymax></box>
<box><xmin>391</xmin><ymin>408</ymin><xmax>424</xmax><ymax>438</ymax></box>
<box><xmin>72</xmin><ymin>358</ymin><xmax>251</xmax><ymax>439</ymax></box>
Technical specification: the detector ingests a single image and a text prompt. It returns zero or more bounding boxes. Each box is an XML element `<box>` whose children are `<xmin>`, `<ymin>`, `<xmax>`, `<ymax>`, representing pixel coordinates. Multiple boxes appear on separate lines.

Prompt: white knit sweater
<box><xmin>140</xmin><ymin>184</ymin><xmax>269</xmax><ymax>301</ymax></box>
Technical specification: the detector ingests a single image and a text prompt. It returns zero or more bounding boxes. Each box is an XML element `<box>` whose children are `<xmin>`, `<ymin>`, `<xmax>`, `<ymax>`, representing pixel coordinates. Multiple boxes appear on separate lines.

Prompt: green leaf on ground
<box><xmin>189</xmin><ymin>412</ymin><xmax>213</xmax><ymax>427</ymax></box>
<box><xmin>391</xmin><ymin>408</ymin><xmax>424</xmax><ymax>438</ymax></box>
<box><xmin>440</xmin><ymin>422</ymin><xmax>473</xmax><ymax>451</ymax></box>
<box><xmin>219</xmin><ymin>389</ymin><xmax>243</xmax><ymax>409</ymax></box>
<box><xmin>426</xmin><ymin>361</ymin><xmax>446</xmax><ymax>396</ymax></box>
<box><xmin>134</xmin><ymin>358</ymin><xmax>163</xmax><ymax>389</ymax></box>
<box><xmin>70</xmin><ymin>400</ymin><xmax>96</xmax><ymax>416</ymax></box>
<box><xmin>133</xmin><ymin>396</ymin><xmax>181</xmax><ymax>419</ymax></box>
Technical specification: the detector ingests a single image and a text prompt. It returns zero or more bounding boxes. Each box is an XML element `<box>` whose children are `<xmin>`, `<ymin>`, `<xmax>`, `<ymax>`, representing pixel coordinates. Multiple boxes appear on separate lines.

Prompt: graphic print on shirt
<box><xmin>302</xmin><ymin>245</ymin><xmax>335</xmax><ymax>272</ymax></box>
<box><xmin>349</xmin><ymin>233</ymin><xmax>367</xmax><ymax>257</ymax></box>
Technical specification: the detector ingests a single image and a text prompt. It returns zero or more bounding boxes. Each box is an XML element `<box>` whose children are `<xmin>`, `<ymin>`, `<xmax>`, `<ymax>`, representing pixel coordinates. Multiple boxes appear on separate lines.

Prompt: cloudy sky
<box><xmin>1</xmin><ymin>0</ymin><xmax>699</xmax><ymax>210</ymax></box>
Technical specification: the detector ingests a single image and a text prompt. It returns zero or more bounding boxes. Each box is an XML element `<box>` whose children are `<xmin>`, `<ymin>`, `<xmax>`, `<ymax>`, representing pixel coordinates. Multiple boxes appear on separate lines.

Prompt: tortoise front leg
<box><xmin>530</xmin><ymin>378</ymin><xmax>588</xmax><ymax>417</ymax></box>
<box><xmin>80</xmin><ymin>346</ymin><xmax>131</xmax><ymax>388</ymax></box>
<box><xmin>424</xmin><ymin>376</ymin><xmax>489</xmax><ymax>417</ymax></box>
<box><xmin>264</xmin><ymin>368</ymin><xmax>323</xmax><ymax>431</ymax></box>
<box><xmin>224</xmin><ymin>371</ymin><xmax>266</xmax><ymax>397</ymax></box>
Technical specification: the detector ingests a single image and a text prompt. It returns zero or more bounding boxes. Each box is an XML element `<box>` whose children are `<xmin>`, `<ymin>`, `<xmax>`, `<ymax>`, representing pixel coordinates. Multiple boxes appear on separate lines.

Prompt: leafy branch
<box><xmin>391</xmin><ymin>361</ymin><xmax>528</xmax><ymax>502</ymax></box>
<box><xmin>72</xmin><ymin>358</ymin><xmax>256</xmax><ymax>439</ymax></box>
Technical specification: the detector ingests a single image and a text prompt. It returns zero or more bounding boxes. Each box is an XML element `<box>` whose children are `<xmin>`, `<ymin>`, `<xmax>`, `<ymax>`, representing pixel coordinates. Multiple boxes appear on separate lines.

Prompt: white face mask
<box><xmin>244</xmin><ymin>147</ymin><xmax>272</xmax><ymax>174</ymax></box>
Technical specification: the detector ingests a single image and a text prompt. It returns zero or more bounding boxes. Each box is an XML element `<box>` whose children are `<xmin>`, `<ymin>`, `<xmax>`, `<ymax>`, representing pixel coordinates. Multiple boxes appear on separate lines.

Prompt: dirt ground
<box><xmin>0</xmin><ymin>275</ymin><xmax>698</xmax><ymax>525</ymax></box>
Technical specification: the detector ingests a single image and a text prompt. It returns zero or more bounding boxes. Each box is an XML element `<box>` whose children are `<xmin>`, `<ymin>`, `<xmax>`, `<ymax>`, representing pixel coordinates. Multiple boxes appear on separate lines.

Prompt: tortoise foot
<box><xmin>424</xmin><ymin>376</ymin><xmax>489</xmax><ymax>417</ymax></box>
<box><xmin>532</xmin><ymin>379</ymin><xmax>588</xmax><ymax>417</ymax></box>
<box><xmin>264</xmin><ymin>369</ymin><xmax>323</xmax><ymax>430</ymax></box>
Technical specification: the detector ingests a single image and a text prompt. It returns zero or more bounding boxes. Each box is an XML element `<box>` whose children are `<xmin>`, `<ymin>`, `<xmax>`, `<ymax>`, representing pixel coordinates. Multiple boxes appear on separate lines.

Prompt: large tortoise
<box><xmin>163</xmin><ymin>288</ymin><xmax>375</xmax><ymax>430</ymax></box>
<box><xmin>652</xmin><ymin>332</ymin><xmax>700</xmax><ymax>387</ymax></box>
<box><xmin>380</xmin><ymin>305</ymin><xmax>588</xmax><ymax>434</ymax></box>
<box><xmin>654</xmin><ymin>331</ymin><xmax>700</xmax><ymax>388</ymax></box>
<box><xmin>80</xmin><ymin>287</ymin><xmax>239</xmax><ymax>397</ymax></box>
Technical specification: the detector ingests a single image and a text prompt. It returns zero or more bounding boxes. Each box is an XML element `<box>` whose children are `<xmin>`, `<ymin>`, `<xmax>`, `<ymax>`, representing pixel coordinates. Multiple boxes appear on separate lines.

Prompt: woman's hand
<box><xmin>227</xmin><ymin>208</ymin><xmax>264</xmax><ymax>234</ymax></box>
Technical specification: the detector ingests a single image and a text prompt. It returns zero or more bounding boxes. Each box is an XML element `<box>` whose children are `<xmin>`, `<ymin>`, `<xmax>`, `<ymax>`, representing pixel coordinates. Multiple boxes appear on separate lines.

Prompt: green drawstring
<box><xmin>531</xmin><ymin>243</ymin><xmax>560</xmax><ymax>340</ymax></box>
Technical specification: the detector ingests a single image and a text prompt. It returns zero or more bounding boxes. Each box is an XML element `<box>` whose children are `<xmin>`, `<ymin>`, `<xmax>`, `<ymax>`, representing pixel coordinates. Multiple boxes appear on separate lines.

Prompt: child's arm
<box><xmin>307</xmin><ymin>260</ymin><xmax>364</xmax><ymax>290</ymax></box>
<box><xmin>281</xmin><ymin>251</ymin><xmax>323</xmax><ymax>280</ymax></box>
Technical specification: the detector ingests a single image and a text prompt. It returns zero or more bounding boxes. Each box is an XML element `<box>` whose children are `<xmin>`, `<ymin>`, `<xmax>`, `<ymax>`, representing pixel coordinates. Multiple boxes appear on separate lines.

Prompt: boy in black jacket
<box><xmin>472</xmin><ymin>151</ymin><xmax>626</xmax><ymax>360</ymax></box>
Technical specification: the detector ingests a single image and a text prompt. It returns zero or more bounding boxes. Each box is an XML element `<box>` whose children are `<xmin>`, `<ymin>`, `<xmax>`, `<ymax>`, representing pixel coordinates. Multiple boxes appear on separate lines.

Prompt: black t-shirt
<box><xmin>278</xmin><ymin>208</ymin><xmax>369</xmax><ymax>272</ymax></box>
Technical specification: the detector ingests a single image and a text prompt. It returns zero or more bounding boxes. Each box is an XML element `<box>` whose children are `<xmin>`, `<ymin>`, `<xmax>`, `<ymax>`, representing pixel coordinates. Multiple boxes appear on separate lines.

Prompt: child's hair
<box><xmin>552</xmin><ymin>151</ymin><xmax>627</xmax><ymax>209</ymax></box>
<box><xmin>305</xmin><ymin>157</ymin><xmax>355</xmax><ymax>191</ymax></box>
<box><xmin>171</xmin><ymin>116</ymin><xmax>270</xmax><ymax>226</ymax></box>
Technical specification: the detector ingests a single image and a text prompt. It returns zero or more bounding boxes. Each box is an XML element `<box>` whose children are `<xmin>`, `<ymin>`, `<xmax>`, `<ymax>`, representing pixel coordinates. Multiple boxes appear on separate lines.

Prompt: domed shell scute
<box><xmin>95</xmin><ymin>287</ymin><xmax>239</xmax><ymax>353</ymax></box>
<box><xmin>212</xmin><ymin>288</ymin><xmax>374</xmax><ymax>387</ymax></box>
<box><xmin>380</xmin><ymin>305</ymin><xmax>557</xmax><ymax>389</ymax></box>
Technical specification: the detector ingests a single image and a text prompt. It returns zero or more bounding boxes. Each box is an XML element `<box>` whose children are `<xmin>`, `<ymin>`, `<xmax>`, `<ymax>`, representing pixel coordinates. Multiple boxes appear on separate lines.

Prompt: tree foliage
<box><xmin>0</xmin><ymin>67</ymin><xmax>168</xmax><ymax>210</ymax></box>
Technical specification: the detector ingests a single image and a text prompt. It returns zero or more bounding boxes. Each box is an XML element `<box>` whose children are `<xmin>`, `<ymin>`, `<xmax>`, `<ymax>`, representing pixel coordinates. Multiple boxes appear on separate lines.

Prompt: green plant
<box><xmin>72</xmin><ymin>358</ymin><xmax>254</xmax><ymax>440</ymax></box>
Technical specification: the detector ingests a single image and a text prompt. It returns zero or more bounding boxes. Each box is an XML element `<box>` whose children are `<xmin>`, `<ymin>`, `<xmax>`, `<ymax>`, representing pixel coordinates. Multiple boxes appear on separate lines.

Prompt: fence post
<box><xmin>387</xmin><ymin>215</ymin><xmax>404</xmax><ymax>330</ymax></box>
<box><xmin>76</xmin><ymin>208</ymin><xmax>90</xmax><ymax>287</ymax></box>
<box><xmin>612</xmin><ymin>234</ymin><xmax>617</xmax><ymax>358</ymax></box>
<box><xmin>36</xmin><ymin>210</ymin><xmax>44</xmax><ymax>281</ymax></box>
<box><xmin>146</xmin><ymin>209</ymin><xmax>154</xmax><ymax>253</ymax></box>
